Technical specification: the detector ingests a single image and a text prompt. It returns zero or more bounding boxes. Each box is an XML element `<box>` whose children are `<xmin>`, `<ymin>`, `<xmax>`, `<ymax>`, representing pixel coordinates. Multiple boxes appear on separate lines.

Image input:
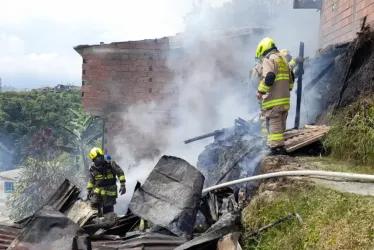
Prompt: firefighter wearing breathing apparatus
<box><xmin>255</xmin><ymin>37</ymin><xmax>295</xmax><ymax>155</ymax></box>
<box><xmin>86</xmin><ymin>147</ymin><xmax>126</xmax><ymax>215</ymax></box>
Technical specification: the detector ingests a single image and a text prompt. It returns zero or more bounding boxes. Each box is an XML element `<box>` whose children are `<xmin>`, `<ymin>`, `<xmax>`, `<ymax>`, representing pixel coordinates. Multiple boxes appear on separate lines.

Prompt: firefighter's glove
<box><xmin>295</xmin><ymin>56</ymin><xmax>304</xmax><ymax>64</ymax></box>
<box><xmin>120</xmin><ymin>184</ymin><xmax>126</xmax><ymax>195</ymax></box>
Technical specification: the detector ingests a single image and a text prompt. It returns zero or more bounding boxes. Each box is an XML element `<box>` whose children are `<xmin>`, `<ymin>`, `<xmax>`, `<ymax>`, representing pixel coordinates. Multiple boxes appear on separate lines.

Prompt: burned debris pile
<box><xmin>2</xmin><ymin>155</ymin><xmax>244</xmax><ymax>250</ymax></box>
<box><xmin>128</xmin><ymin>156</ymin><xmax>205</xmax><ymax>239</ymax></box>
<box><xmin>187</xmin><ymin>117</ymin><xmax>329</xmax><ymax>189</ymax></box>
<box><xmin>188</xmin><ymin>117</ymin><xmax>264</xmax><ymax>188</ymax></box>
<box><xmin>305</xmin><ymin>26</ymin><xmax>374</xmax><ymax>124</ymax></box>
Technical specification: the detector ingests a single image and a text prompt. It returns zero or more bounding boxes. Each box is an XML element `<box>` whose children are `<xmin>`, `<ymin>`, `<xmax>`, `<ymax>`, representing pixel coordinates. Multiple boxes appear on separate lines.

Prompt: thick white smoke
<box><xmin>111</xmin><ymin>0</ymin><xmax>321</xmax><ymax>213</ymax></box>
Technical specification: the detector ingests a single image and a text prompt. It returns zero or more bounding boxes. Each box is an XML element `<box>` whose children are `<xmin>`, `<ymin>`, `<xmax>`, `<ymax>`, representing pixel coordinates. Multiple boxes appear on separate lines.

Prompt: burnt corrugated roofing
<box><xmin>44</xmin><ymin>179</ymin><xmax>80</xmax><ymax>213</ymax></box>
<box><xmin>91</xmin><ymin>232</ymin><xmax>186</xmax><ymax>250</ymax></box>
<box><xmin>0</xmin><ymin>223</ymin><xmax>21</xmax><ymax>250</ymax></box>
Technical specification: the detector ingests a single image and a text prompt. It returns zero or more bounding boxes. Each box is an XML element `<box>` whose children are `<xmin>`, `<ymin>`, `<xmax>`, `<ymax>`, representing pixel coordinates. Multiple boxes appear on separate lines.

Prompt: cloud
<box><xmin>2</xmin><ymin>0</ymin><xmax>230</xmax><ymax>88</ymax></box>
<box><xmin>0</xmin><ymin>32</ymin><xmax>80</xmax><ymax>86</ymax></box>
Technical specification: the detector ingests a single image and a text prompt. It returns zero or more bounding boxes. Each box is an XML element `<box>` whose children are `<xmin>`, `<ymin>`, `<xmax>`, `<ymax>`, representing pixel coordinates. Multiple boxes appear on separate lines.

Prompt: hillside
<box><xmin>242</xmin><ymin>155</ymin><xmax>374</xmax><ymax>250</ymax></box>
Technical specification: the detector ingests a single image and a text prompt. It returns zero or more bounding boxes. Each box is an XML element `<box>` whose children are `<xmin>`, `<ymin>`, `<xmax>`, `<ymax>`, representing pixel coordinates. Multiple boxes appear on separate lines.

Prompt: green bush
<box><xmin>7</xmin><ymin>155</ymin><xmax>84</xmax><ymax>221</ymax></box>
<box><xmin>323</xmin><ymin>97</ymin><xmax>374</xmax><ymax>165</ymax></box>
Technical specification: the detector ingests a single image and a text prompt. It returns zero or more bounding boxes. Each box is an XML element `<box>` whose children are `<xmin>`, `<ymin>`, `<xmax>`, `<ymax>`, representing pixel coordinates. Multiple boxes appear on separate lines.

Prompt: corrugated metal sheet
<box><xmin>44</xmin><ymin>179</ymin><xmax>80</xmax><ymax>213</ymax></box>
<box><xmin>0</xmin><ymin>223</ymin><xmax>21</xmax><ymax>250</ymax></box>
<box><xmin>285</xmin><ymin>125</ymin><xmax>330</xmax><ymax>152</ymax></box>
<box><xmin>91</xmin><ymin>233</ymin><xmax>186</xmax><ymax>250</ymax></box>
<box><xmin>83</xmin><ymin>213</ymin><xmax>140</xmax><ymax>236</ymax></box>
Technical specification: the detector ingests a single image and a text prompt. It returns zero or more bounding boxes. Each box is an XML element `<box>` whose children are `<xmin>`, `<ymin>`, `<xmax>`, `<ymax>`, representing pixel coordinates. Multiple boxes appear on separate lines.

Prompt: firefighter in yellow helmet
<box><xmin>255</xmin><ymin>38</ymin><xmax>295</xmax><ymax>155</ymax></box>
<box><xmin>86</xmin><ymin>147</ymin><xmax>126</xmax><ymax>215</ymax></box>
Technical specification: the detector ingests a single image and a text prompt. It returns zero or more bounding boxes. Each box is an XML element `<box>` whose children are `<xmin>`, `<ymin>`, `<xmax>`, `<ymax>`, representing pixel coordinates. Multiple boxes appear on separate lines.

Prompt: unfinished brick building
<box><xmin>74</xmin><ymin>28</ymin><xmax>265</xmax><ymax>160</ymax></box>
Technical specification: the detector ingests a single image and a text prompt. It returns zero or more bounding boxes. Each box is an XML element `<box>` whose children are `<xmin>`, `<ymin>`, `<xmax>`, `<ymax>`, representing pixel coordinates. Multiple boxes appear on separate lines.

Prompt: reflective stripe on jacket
<box><xmin>87</xmin><ymin>160</ymin><xmax>126</xmax><ymax>197</ymax></box>
<box><xmin>258</xmin><ymin>52</ymin><xmax>294</xmax><ymax>110</ymax></box>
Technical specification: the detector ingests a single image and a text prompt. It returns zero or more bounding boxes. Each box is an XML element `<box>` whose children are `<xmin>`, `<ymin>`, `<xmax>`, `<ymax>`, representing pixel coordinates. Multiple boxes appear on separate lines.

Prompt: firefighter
<box><xmin>105</xmin><ymin>154</ymin><xmax>111</xmax><ymax>161</ymax></box>
<box><xmin>255</xmin><ymin>37</ymin><xmax>295</xmax><ymax>155</ymax></box>
<box><xmin>279</xmin><ymin>49</ymin><xmax>304</xmax><ymax>76</ymax></box>
<box><xmin>248</xmin><ymin>61</ymin><xmax>263</xmax><ymax>114</ymax></box>
<box><xmin>248</xmin><ymin>61</ymin><xmax>263</xmax><ymax>91</ymax></box>
<box><xmin>86</xmin><ymin>147</ymin><xmax>126</xmax><ymax>215</ymax></box>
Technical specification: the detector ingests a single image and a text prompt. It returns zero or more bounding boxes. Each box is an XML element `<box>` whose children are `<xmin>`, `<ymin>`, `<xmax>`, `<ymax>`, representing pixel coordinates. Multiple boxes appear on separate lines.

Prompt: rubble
<box><xmin>0</xmin><ymin>155</ymin><xmax>245</xmax><ymax>250</ymax></box>
<box><xmin>175</xmin><ymin>211</ymin><xmax>241</xmax><ymax>250</ymax></box>
<box><xmin>307</xmin><ymin>27</ymin><xmax>374</xmax><ymax>124</ymax></box>
<box><xmin>0</xmin><ymin>224</ymin><xmax>21</xmax><ymax>250</ymax></box>
<box><xmin>8</xmin><ymin>206</ymin><xmax>91</xmax><ymax>250</ymax></box>
<box><xmin>194</xmin><ymin>117</ymin><xmax>329</xmax><ymax>191</ymax></box>
<box><xmin>129</xmin><ymin>155</ymin><xmax>205</xmax><ymax>239</ymax></box>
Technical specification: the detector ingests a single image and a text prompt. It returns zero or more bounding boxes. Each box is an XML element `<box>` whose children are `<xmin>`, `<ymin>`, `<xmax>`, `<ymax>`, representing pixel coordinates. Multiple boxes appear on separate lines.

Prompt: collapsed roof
<box><xmin>2</xmin><ymin>156</ymin><xmax>243</xmax><ymax>250</ymax></box>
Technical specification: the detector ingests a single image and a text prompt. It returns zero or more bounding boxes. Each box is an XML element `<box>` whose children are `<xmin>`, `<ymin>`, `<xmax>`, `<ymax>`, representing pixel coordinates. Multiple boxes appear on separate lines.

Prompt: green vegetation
<box><xmin>323</xmin><ymin>97</ymin><xmax>374</xmax><ymax>165</ymax></box>
<box><xmin>7</xmin><ymin>156</ymin><xmax>84</xmax><ymax>220</ymax></box>
<box><xmin>59</xmin><ymin>107</ymin><xmax>103</xmax><ymax>179</ymax></box>
<box><xmin>0</xmin><ymin>90</ymin><xmax>102</xmax><ymax>170</ymax></box>
<box><xmin>242</xmin><ymin>184</ymin><xmax>374</xmax><ymax>250</ymax></box>
<box><xmin>0</xmin><ymin>89</ymin><xmax>104</xmax><ymax>219</ymax></box>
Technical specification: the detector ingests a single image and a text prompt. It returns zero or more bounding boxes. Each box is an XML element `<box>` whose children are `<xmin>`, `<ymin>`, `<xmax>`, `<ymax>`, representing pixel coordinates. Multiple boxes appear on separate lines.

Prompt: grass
<box><xmin>323</xmin><ymin>96</ymin><xmax>374</xmax><ymax>165</ymax></box>
<box><xmin>242</xmin><ymin>184</ymin><xmax>374</xmax><ymax>250</ymax></box>
<box><xmin>299</xmin><ymin>156</ymin><xmax>374</xmax><ymax>175</ymax></box>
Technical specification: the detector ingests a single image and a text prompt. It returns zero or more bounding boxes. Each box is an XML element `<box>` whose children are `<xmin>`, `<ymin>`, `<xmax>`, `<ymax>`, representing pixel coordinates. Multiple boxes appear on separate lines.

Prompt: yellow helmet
<box><xmin>89</xmin><ymin>147</ymin><xmax>104</xmax><ymax>160</ymax></box>
<box><xmin>280</xmin><ymin>49</ymin><xmax>292</xmax><ymax>62</ymax></box>
<box><xmin>255</xmin><ymin>37</ymin><xmax>277</xmax><ymax>59</ymax></box>
<box><xmin>279</xmin><ymin>49</ymin><xmax>289</xmax><ymax>57</ymax></box>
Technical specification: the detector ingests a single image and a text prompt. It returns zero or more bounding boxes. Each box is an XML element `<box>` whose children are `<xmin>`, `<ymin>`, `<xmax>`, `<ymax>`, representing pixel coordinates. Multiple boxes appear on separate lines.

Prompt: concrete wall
<box><xmin>320</xmin><ymin>0</ymin><xmax>374</xmax><ymax>48</ymax></box>
<box><xmin>75</xmin><ymin>38</ymin><xmax>177</xmax><ymax>160</ymax></box>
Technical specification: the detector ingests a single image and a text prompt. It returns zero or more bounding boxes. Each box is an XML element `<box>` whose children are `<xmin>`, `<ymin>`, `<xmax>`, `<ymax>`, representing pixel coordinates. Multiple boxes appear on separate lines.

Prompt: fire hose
<box><xmin>202</xmin><ymin>170</ymin><xmax>374</xmax><ymax>194</ymax></box>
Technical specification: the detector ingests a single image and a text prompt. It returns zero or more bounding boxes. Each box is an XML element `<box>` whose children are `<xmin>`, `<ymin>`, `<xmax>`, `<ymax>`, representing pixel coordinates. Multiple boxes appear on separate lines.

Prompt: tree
<box><xmin>7</xmin><ymin>156</ymin><xmax>84</xmax><ymax>220</ymax></box>
<box><xmin>0</xmin><ymin>90</ymin><xmax>82</xmax><ymax>167</ymax></box>
<box><xmin>26</xmin><ymin>126</ymin><xmax>58</xmax><ymax>160</ymax></box>
<box><xmin>58</xmin><ymin>107</ymin><xmax>103</xmax><ymax>179</ymax></box>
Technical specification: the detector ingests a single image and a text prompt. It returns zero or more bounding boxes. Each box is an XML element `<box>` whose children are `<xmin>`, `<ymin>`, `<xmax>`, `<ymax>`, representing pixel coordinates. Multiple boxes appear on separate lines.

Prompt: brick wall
<box><xmin>320</xmin><ymin>0</ymin><xmax>374</xmax><ymax>48</ymax></box>
<box><xmin>74</xmin><ymin>38</ymin><xmax>176</xmax><ymax>160</ymax></box>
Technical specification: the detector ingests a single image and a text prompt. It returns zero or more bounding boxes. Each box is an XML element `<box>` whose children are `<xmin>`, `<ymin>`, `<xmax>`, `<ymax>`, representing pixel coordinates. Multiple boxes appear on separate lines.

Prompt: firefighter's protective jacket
<box><xmin>87</xmin><ymin>160</ymin><xmax>126</xmax><ymax>207</ymax></box>
<box><xmin>257</xmin><ymin>51</ymin><xmax>294</xmax><ymax>110</ymax></box>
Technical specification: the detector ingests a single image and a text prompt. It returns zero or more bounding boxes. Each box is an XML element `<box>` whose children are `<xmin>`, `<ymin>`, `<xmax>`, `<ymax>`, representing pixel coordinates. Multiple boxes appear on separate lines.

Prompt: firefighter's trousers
<box><xmin>261</xmin><ymin>105</ymin><xmax>288</xmax><ymax>148</ymax></box>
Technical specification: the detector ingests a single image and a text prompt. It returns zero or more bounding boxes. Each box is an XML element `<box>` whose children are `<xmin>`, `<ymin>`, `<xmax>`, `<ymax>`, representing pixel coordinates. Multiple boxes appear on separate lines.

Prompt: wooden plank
<box><xmin>285</xmin><ymin>134</ymin><xmax>325</xmax><ymax>152</ymax></box>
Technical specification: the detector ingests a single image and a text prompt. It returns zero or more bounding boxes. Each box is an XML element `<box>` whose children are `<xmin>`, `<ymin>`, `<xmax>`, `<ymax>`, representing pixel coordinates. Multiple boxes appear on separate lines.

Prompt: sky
<box><xmin>0</xmin><ymin>0</ymin><xmax>321</xmax><ymax>90</ymax></box>
<box><xmin>0</xmin><ymin>0</ymin><xmax>230</xmax><ymax>89</ymax></box>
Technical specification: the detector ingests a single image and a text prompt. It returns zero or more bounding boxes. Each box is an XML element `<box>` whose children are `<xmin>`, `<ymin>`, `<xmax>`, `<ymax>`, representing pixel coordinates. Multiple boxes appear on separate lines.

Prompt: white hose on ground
<box><xmin>202</xmin><ymin>170</ymin><xmax>374</xmax><ymax>194</ymax></box>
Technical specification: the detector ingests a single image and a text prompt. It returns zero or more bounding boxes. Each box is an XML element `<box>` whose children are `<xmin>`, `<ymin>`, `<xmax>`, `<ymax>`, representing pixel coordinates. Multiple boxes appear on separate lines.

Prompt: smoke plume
<box><xmin>112</xmin><ymin>0</ymin><xmax>321</xmax><ymax>214</ymax></box>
